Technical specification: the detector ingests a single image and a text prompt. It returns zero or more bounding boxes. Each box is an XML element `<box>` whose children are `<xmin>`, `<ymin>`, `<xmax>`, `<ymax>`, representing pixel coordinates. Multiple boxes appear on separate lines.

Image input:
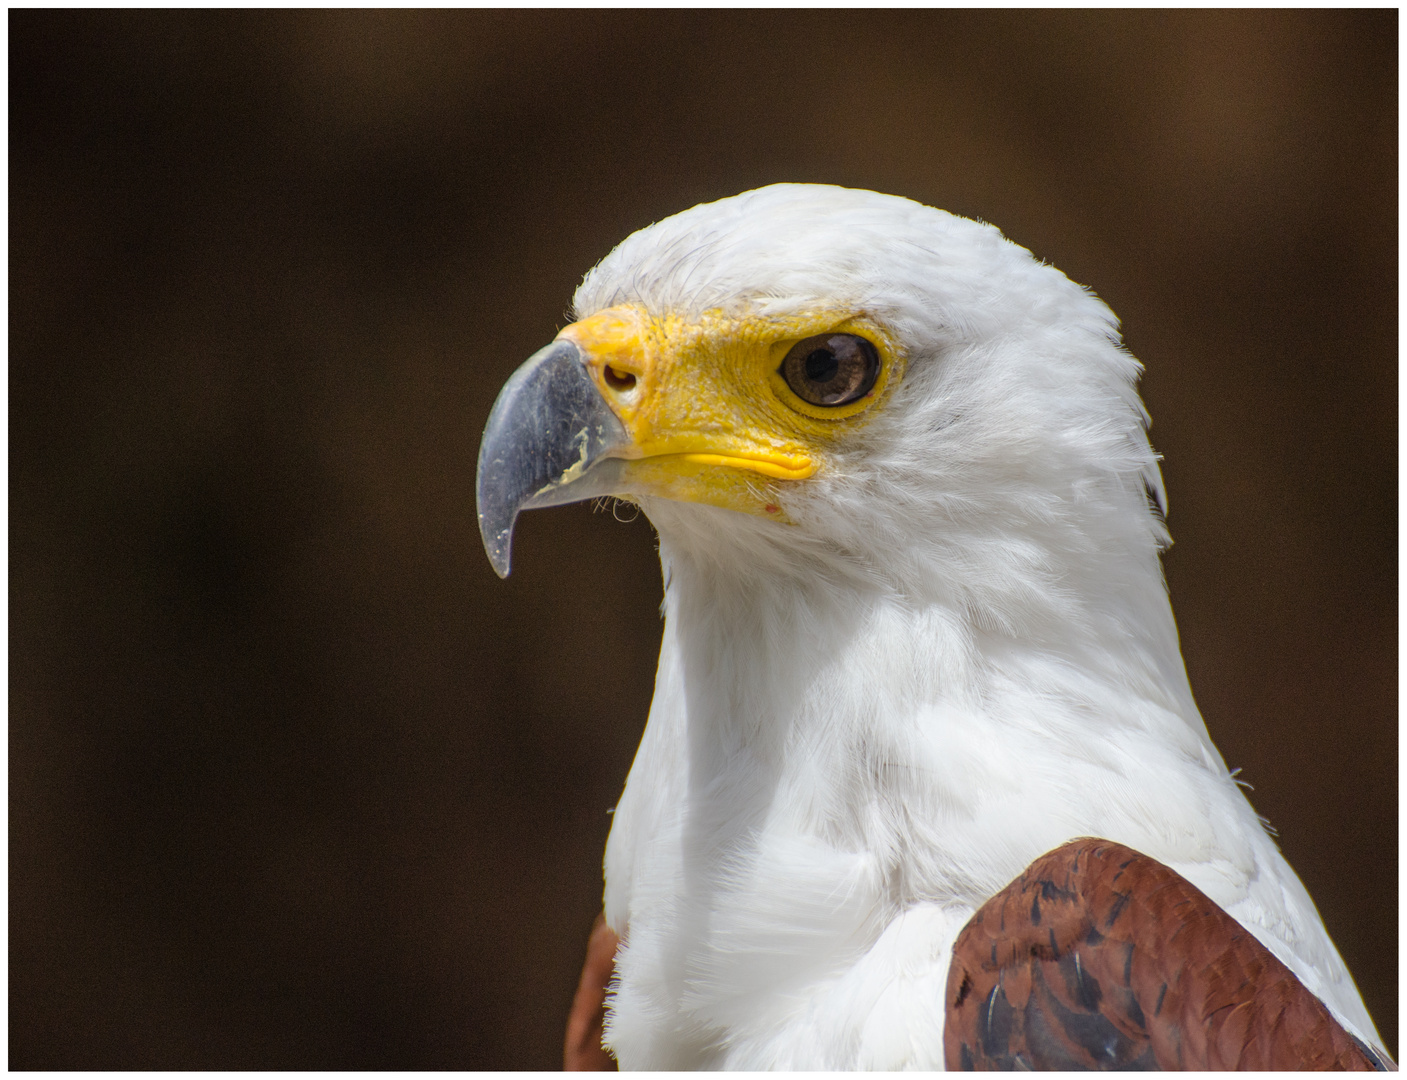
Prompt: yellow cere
<box><xmin>556</xmin><ymin>304</ymin><xmax>903</xmax><ymax>519</ymax></box>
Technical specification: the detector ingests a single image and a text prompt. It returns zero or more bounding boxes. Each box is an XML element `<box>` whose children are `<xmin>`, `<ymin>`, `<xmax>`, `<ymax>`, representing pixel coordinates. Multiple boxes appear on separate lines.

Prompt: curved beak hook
<box><xmin>476</xmin><ymin>339</ymin><xmax>631</xmax><ymax>577</ymax></box>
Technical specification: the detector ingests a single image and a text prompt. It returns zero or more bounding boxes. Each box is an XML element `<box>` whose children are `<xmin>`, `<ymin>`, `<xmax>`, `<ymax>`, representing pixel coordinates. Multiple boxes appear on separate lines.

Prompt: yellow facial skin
<box><xmin>555</xmin><ymin>304</ymin><xmax>903</xmax><ymax>519</ymax></box>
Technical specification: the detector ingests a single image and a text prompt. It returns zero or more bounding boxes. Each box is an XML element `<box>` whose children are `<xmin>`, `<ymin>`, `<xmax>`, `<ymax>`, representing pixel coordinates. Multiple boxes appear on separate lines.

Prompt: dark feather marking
<box><xmin>1122</xmin><ymin>940</ymin><xmax>1134</xmax><ymax>986</ymax></box>
<box><xmin>1018</xmin><ymin>978</ymin><xmax>1081</xmax><ymax>1069</ymax></box>
<box><xmin>1104</xmin><ymin>889</ymin><xmax>1131</xmax><ymax>928</ymax></box>
<box><xmin>1058</xmin><ymin>950</ymin><xmax>1103</xmax><ymax>1012</ymax></box>
<box><xmin>980</xmin><ymin>985</ymin><xmax>1014</xmax><ymax>1057</ymax></box>
<box><xmin>1153</xmin><ymin>982</ymin><xmax>1167</xmax><ymax>1017</ymax></box>
<box><xmin>953</xmin><ymin>971</ymin><xmax>972</xmax><ymax>1009</ymax></box>
<box><xmin>1122</xmin><ymin>987</ymin><xmax>1147</xmax><ymax>1031</ymax></box>
<box><xmin>1038</xmin><ymin>966</ymin><xmax>1137</xmax><ymax>1065</ymax></box>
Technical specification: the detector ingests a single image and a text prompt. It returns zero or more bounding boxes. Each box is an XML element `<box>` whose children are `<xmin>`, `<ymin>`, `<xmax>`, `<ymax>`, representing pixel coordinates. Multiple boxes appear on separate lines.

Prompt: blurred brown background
<box><xmin>10</xmin><ymin>9</ymin><xmax>1396</xmax><ymax>1069</ymax></box>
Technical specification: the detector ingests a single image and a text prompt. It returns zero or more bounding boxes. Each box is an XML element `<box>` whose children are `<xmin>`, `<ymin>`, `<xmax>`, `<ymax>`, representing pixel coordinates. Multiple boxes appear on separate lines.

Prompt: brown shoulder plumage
<box><xmin>564</xmin><ymin>912</ymin><xmax>619</xmax><ymax>1071</ymax></box>
<box><xmin>944</xmin><ymin>838</ymin><xmax>1392</xmax><ymax>1071</ymax></box>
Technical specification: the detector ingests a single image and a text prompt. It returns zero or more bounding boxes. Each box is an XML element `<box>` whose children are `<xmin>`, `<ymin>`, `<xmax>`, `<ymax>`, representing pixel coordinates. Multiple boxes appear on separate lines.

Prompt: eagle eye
<box><xmin>780</xmin><ymin>333</ymin><xmax>880</xmax><ymax>407</ymax></box>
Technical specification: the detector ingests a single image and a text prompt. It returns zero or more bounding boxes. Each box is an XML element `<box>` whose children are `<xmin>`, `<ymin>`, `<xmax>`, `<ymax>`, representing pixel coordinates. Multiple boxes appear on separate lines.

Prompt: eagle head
<box><xmin>480</xmin><ymin>184</ymin><xmax>1167</xmax><ymax>620</ymax></box>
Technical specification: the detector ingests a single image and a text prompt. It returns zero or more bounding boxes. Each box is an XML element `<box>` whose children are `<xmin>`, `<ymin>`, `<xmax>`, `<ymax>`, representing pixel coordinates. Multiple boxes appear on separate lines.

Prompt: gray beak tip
<box><xmin>475</xmin><ymin>338</ymin><xmax>630</xmax><ymax>578</ymax></box>
<box><xmin>482</xmin><ymin>520</ymin><xmax>513</xmax><ymax>579</ymax></box>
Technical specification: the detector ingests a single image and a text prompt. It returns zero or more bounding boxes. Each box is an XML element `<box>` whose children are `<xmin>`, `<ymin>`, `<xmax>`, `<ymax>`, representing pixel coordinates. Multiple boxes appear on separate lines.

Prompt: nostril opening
<box><xmin>604</xmin><ymin>365</ymin><xmax>637</xmax><ymax>391</ymax></box>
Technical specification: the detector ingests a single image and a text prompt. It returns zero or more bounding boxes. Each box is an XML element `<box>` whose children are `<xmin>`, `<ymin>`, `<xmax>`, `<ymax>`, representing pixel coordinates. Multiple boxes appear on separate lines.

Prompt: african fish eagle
<box><xmin>476</xmin><ymin>185</ymin><xmax>1390</xmax><ymax>1070</ymax></box>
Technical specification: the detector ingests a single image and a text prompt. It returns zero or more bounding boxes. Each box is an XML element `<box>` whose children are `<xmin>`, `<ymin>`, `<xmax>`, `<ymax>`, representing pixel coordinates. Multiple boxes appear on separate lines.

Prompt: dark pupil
<box><xmin>780</xmin><ymin>331</ymin><xmax>878</xmax><ymax>406</ymax></box>
<box><xmin>804</xmin><ymin>348</ymin><xmax>839</xmax><ymax>385</ymax></box>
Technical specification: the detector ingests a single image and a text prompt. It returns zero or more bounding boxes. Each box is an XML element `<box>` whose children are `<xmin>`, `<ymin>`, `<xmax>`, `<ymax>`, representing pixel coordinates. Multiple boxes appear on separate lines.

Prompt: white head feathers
<box><xmin>576</xmin><ymin>185</ymin><xmax>1169</xmax><ymax>650</ymax></box>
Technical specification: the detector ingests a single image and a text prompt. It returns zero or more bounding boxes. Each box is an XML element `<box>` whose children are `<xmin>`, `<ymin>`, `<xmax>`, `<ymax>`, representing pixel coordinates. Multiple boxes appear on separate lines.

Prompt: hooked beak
<box><xmin>477</xmin><ymin>303</ymin><xmax>862</xmax><ymax>578</ymax></box>
<box><xmin>475</xmin><ymin>339</ymin><xmax>630</xmax><ymax>578</ymax></box>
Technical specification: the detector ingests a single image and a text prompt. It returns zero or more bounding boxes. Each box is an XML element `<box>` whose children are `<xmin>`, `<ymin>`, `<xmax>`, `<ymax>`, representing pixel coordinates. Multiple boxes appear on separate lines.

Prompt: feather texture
<box><xmin>945</xmin><ymin>838</ymin><xmax>1389</xmax><ymax>1070</ymax></box>
<box><xmin>558</xmin><ymin>185</ymin><xmax>1384</xmax><ymax>1068</ymax></box>
<box><xmin>565</xmin><ymin>914</ymin><xmax>620</xmax><ymax>1071</ymax></box>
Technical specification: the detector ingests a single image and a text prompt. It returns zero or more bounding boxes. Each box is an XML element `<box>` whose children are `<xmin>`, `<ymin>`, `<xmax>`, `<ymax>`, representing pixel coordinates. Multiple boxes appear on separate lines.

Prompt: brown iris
<box><xmin>780</xmin><ymin>333</ymin><xmax>880</xmax><ymax>407</ymax></box>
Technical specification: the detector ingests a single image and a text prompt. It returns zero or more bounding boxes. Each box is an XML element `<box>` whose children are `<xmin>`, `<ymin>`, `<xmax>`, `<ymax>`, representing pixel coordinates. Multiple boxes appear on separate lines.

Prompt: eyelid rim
<box><xmin>767</xmin><ymin>322</ymin><xmax>895</xmax><ymax>421</ymax></box>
